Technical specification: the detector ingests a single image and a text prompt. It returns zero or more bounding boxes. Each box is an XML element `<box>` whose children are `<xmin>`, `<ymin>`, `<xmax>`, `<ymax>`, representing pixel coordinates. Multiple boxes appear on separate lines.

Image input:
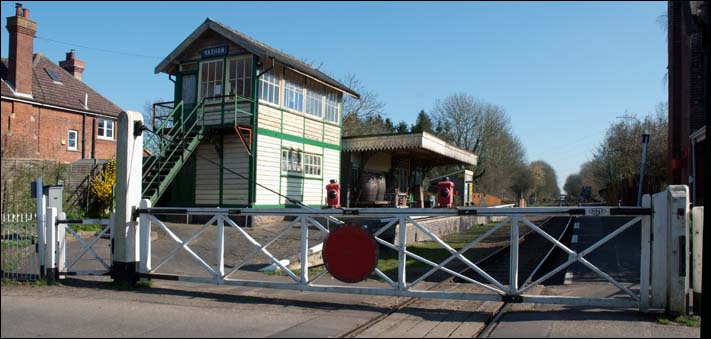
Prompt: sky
<box><xmin>1</xmin><ymin>1</ymin><xmax>668</xmax><ymax>191</ymax></box>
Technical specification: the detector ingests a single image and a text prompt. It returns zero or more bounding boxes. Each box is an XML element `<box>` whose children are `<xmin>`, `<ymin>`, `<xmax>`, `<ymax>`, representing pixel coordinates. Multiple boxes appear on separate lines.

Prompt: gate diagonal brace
<box><xmin>234</xmin><ymin>124</ymin><xmax>252</xmax><ymax>156</ymax></box>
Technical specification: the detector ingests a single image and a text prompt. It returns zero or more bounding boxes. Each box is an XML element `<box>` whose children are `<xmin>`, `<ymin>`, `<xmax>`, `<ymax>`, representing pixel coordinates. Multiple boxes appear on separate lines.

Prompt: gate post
<box><xmin>139</xmin><ymin>199</ymin><xmax>152</xmax><ymax>276</ymax></box>
<box><xmin>667</xmin><ymin>185</ymin><xmax>690</xmax><ymax>315</ymax></box>
<box><xmin>44</xmin><ymin>207</ymin><xmax>57</xmax><ymax>281</ymax></box>
<box><xmin>57</xmin><ymin>212</ymin><xmax>67</xmax><ymax>278</ymax></box>
<box><xmin>112</xmin><ymin>110</ymin><xmax>144</xmax><ymax>285</ymax></box>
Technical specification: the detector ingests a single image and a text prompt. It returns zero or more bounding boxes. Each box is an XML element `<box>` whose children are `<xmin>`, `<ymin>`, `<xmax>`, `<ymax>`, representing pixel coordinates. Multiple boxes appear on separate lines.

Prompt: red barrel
<box><xmin>437</xmin><ymin>177</ymin><xmax>454</xmax><ymax>208</ymax></box>
<box><xmin>325</xmin><ymin>179</ymin><xmax>341</xmax><ymax>208</ymax></box>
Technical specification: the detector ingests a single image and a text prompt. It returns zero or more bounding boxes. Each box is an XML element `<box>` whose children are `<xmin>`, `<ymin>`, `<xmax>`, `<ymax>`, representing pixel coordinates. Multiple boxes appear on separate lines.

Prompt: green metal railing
<box><xmin>142</xmin><ymin>94</ymin><xmax>255</xmax><ymax>204</ymax></box>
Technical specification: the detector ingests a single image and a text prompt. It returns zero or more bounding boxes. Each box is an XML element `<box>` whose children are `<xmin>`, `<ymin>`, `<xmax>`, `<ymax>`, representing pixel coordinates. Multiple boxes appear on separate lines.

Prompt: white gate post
<box><xmin>57</xmin><ymin>212</ymin><xmax>67</xmax><ymax>277</ymax></box>
<box><xmin>139</xmin><ymin>199</ymin><xmax>152</xmax><ymax>276</ymax></box>
<box><xmin>44</xmin><ymin>207</ymin><xmax>57</xmax><ymax>281</ymax></box>
<box><xmin>691</xmin><ymin>206</ymin><xmax>703</xmax><ymax>315</ymax></box>
<box><xmin>112</xmin><ymin>110</ymin><xmax>144</xmax><ymax>284</ymax></box>
<box><xmin>667</xmin><ymin>185</ymin><xmax>690</xmax><ymax>315</ymax></box>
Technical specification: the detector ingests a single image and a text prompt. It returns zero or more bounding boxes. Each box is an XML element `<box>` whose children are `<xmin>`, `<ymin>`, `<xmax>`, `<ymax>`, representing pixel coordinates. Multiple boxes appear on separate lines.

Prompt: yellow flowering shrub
<box><xmin>91</xmin><ymin>158</ymin><xmax>116</xmax><ymax>214</ymax></box>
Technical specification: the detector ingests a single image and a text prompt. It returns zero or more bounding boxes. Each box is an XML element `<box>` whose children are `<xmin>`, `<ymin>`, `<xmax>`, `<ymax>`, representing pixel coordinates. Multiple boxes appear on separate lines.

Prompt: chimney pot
<box><xmin>15</xmin><ymin>3</ymin><xmax>22</xmax><ymax>16</ymax></box>
<box><xmin>22</xmin><ymin>8</ymin><xmax>29</xmax><ymax>18</ymax></box>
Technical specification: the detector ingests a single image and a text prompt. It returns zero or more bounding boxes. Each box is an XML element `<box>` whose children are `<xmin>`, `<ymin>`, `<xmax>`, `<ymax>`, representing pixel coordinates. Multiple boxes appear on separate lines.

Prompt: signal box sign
<box><xmin>201</xmin><ymin>45</ymin><xmax>229</xmax><ymax>58</ymax></box>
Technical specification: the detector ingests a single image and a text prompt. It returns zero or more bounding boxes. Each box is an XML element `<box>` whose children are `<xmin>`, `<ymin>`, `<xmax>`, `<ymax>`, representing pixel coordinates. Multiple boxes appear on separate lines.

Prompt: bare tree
<box><xmin>341</xmin><ymin>73</ymin><xmax>390</xmax><ymax>137</ymax></box>
<box><xmin>431</xmin><ymin>93</ymin><xmax>526</xmax><ymax>199</ymax></box>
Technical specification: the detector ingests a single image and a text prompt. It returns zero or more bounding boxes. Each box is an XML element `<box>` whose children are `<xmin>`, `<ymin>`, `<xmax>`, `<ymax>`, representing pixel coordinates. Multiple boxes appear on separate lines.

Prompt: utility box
<box><xmin>32</xmin><ymin>181</ymin><xmax>64</xmax><ymax>214</ymax></box>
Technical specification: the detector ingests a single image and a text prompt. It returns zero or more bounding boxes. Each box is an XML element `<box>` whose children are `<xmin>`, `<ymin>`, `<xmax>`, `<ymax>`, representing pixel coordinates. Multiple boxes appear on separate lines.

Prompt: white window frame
<box><xmin>226</xmin><ymin>56</ymin><xmax>252</xmax><ymax>98</ymax></box>
<box><xmin>97</xmin><ymin>119</ymin><xmax>114</xmax><ymax>140</ymax></box>
<box><xmin>303</xmin><ymin>153</ymin><xmax>322</xmax><ymax>177</ymax></box>
<box><xmin>281</xmin><ymin>148</ymin><xmax>303</xmax><ymax>174</ymax></box>
<box><xmin>259</xmin><ymin>62</ymin><xmax>280</xmax><ymax>105</ymax></box>
<box><xmin>283</xmin><ymin>70</ymin><xmax>304</xmax><ymax>112</ymax></box>
<box><xmin>305</xmin><ymin>80</ymin><xmax>324</xmax><ymax>119</ymax></box>
<box><xmin>325</xmin><ymin>90</ymin><xmax>340</xmax><ymax>124</ymax></box>
<box><xmin>67</xmin><ymin>130</ymin><xmax>78</xmax><ymax>151</ymax></box>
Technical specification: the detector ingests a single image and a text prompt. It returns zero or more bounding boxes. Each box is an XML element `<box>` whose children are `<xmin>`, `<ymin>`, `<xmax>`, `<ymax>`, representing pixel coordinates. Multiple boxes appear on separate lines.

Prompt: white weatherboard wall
<box><xmin>222</xmin><ymin>135</ymin><xmax>250</xmax><ymax>205</ymax></box>
<box><xmin>303</xmin><ymin>144</ymin><xmax>324</xmax><ymax>205</ymax></box>
<box><xmin>255</xmin><ymin>134</ymin><xmax>281</xmax><ymax>205</ymax></box>
<box><xmin>258</xmin><ymin>105</ymin><xmax>281</xmax><ymax>132</ymax></box>
<box><xmin>195</xmin><ymin>141</ymin><xmax>220</xmax><ymax>205</ymax></box>
<box><xmin>322</xmin><ymin>148</ymin><xmax>340</xmax><ymax>201</ymax></box>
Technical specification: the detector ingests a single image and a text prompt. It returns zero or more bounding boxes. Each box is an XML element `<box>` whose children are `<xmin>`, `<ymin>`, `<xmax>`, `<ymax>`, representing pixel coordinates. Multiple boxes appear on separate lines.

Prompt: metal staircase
<box><xmin>141</xmin><ymin>95</ymin><xmax>255</xmax><ymax>205</ymax></box>
<box><xmin>142</xmin><ymin>100</ymin><xmax>205</xmax><ymax>205</ymax></box>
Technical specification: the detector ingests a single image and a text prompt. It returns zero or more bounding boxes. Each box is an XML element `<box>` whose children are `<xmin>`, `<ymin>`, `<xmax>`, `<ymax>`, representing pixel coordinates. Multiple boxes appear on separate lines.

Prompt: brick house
<box><xmin>1</xmin><ymin>4</ymin><xmax>122</xmax><ymax>163</ymax></box>
<box><xmin>667</xmin><ymin>1</ymin><xmax>708</xmax><ymax>207</ymax></box>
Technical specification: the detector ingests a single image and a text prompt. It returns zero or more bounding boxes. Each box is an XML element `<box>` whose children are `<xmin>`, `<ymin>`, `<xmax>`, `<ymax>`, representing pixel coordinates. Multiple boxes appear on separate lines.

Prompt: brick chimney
<box><xmin>6</xmin><ymin>3</ymin><xmax>37</xmax><ymax>95</ymax></box>
<box><xmin>59</xmin><ymin>49</ymin><xmax>85</xmax><ymax>81</ymax></box>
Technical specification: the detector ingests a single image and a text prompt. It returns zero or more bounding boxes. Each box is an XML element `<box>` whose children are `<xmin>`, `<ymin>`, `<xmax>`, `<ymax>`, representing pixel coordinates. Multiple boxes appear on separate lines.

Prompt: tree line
<box><xmin>563</xmin><ymin>102</ymin><xmax>668</xmax><ymax>205</ymax></box>
<box><xmin>341</xmin><ymin>75</ymin><xmax>560</xmax><ymax>204</ymax></box>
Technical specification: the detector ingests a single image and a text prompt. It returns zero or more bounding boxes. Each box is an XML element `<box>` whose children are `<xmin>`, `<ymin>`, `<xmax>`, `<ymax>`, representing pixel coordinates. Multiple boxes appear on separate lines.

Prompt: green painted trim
<box><xmin>257</xmin><ymin>128</ymin><xmax>340</xmax><ymax>150</ymax></box>
<box><xmin>281</xmin><ymin>174</ymin><xmax>323</xmax><ymax>181</ymax></box>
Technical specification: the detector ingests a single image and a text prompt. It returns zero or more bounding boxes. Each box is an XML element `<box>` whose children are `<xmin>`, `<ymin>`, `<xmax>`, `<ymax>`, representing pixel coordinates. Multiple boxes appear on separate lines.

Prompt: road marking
<box><xmin>574</xmin><ymin>222</ymin><xmax>580</xmax><ymax>229</ymax></box>
<box><xmin>572</xmin><ymin>235</ymin><xmax>578</xmax><ymax>243</ymax></box>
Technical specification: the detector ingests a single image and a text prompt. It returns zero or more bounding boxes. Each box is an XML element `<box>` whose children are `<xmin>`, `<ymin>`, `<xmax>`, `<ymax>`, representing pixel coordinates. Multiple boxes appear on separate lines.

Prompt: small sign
<box><xmin>585</xmin><ymin>208</ymin><xmax>610</xmax><ymax>217</ymax></box>
<box><xmin>201</xmin><ymin>45</ymin><xmax>229</xmax><ymax>58</ymax></box>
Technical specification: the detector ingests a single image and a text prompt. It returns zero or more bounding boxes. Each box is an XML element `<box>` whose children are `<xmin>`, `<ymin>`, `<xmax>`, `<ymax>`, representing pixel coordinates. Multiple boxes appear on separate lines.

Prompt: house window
<box><xmin>305</xmin><ymin>81</ymin><xmax>323</xmax><ymax>118</ymax></box>
<box><xmin>281</xmin><ymin>148</ymin><xmax>302</xmax><ymax>173</ymax></box>
<box><xmin>199</xmin><ymin>59</ymin><xmax>224</xmax><ymax>99</ymax></box>
<box><xmin>259</xmin><ymin>67</ymin><xmax>280</xmax><ymax>105</ymax></box>
<box><xmin>227</xmin><ymin>57</ymin><xmax>252</xmax><ymax>98</ymax></box>
<box><xmin>325</xmin><ymin>90</ymin><xmax>340</xmax><ymax>123</ymax></box>
<box><xmin>67</xmin><ymin>130</ymin><xmax>78</xmax><ymax>150</ymax></box>
<box><xmin>98</xmin><ymin>119</ymin><xmax>114</xmax><ymax>139</ymax></box>
<box><xmin>283</xmin><ymin>71</ymin><xmax>303</xmax><ymax>112</ymax></box>
<box><xmin>303</xmin><ymin>154</ymin><xmax>322</xmax><ymax>176</ymax></box>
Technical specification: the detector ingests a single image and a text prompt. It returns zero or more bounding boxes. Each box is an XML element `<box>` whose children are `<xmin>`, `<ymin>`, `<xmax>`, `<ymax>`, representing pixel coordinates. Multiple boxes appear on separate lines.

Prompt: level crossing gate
<box><xmin>93</xmin><ymin>111</ymin><xmax>691</xmax><ymax>315</ymax></box>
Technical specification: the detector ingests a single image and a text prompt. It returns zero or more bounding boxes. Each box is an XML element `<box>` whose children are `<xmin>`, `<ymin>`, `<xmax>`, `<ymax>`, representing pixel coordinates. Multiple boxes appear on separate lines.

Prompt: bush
<box><xmin>90</xmin><ymin>158</ymin><xmax>116</xmax><ymax>216</ymax></box>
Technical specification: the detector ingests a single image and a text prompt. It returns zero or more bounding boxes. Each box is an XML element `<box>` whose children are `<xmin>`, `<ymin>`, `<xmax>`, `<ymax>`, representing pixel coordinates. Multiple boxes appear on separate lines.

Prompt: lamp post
<box><xmin>637</xmin><ymin>131</ymin><xmax>650</xmax><ymax>206</ymax></box>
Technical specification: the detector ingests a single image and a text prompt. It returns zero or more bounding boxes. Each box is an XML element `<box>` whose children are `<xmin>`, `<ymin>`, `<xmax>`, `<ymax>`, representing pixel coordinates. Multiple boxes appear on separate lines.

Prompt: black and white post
<box><xmin>112</xmin><ymin>110</ymin><xmax>144</xmax><ymax>284</ymax></box>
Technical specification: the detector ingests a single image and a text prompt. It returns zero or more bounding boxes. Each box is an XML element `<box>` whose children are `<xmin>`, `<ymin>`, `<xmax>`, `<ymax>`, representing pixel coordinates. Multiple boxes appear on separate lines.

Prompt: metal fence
<box><xmin>1</xmin><ymin>213</ymin><xmax>40</xmax><ymax>281</ymax></box>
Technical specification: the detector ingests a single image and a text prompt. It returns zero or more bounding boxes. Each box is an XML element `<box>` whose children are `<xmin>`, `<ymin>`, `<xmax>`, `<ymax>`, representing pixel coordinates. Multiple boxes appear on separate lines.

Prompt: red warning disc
<box><xmin>323</xmin><ymin>223</ymin><xmax>379</xmax><ymax>283</ymax></box>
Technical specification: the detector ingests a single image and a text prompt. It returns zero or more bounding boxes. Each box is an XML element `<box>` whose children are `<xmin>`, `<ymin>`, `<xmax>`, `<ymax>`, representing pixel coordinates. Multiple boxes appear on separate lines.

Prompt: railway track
<box><xmin>340</xmin><ymin>216</ymin><xmax>574</xmax><ymax>338</ymax></box>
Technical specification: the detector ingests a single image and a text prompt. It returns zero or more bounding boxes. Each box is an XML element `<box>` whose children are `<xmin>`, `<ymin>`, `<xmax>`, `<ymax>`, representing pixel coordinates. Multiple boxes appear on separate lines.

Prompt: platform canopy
<box><xmin>342</xmin><ymin>132</ymin><xmax>478</xmax><ymax>166</ymax></box>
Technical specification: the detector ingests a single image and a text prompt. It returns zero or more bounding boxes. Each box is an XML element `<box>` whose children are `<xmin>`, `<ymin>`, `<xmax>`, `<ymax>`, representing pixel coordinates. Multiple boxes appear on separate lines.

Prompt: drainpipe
<box><xmin>91</xmin><ymin>118</ymin><xmax>96</xmax><ymax>159</ymax></box>
<box><xmin>82</xmin><ymin>113</ymin><xmax>86</xmax><ymax>159</ymax></box>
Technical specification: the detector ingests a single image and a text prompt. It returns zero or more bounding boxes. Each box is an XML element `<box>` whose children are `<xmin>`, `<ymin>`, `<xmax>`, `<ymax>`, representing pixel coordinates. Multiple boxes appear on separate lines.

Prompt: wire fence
<box><xmin>2</xmin><ymin>213</ymin><xmax>41</xmax><ymax>281</ymax></box>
